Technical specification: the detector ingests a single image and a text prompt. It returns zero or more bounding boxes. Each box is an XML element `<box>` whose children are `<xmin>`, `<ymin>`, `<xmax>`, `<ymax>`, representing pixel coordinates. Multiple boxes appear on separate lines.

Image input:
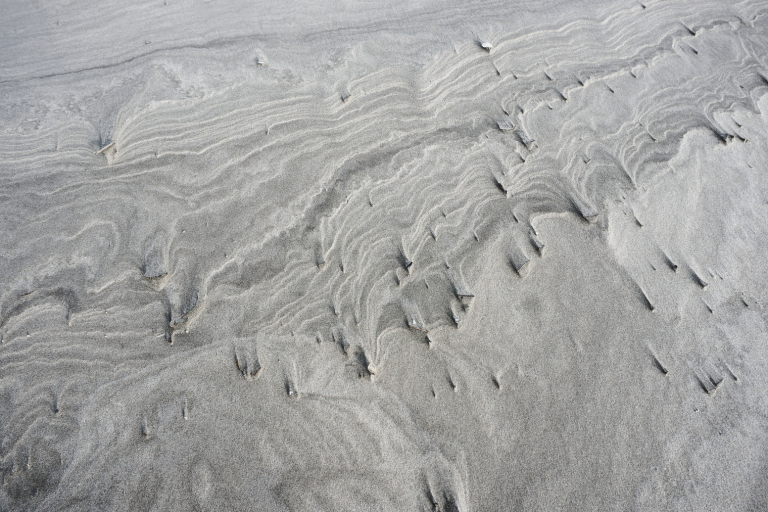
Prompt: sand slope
<box><xmin>2</xmin><ymin>0</ymin><xmax>768</xmax><ymax>510</ymax></box>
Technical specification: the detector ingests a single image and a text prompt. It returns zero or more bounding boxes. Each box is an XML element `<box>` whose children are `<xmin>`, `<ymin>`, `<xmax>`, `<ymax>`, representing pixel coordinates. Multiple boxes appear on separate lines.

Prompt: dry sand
<box><xmin>2</xmin><ymin>0</ymin><xmax>768</xmax><ymax>510</ymax></box>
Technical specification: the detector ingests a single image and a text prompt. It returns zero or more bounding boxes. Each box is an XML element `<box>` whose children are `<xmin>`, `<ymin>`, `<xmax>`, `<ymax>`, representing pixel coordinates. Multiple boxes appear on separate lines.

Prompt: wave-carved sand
<box><xmin>2</xmin><ymin>0</ymin><xmax>768</xmax><ymax>510</ymax></box>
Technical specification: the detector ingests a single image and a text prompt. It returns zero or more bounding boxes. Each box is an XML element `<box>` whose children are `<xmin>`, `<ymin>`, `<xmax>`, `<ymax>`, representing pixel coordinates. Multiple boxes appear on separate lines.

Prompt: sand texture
<box><xmin>2</xmin><ymin>0</ymin><xmax>768</xmax><ymax>510</ymax></box>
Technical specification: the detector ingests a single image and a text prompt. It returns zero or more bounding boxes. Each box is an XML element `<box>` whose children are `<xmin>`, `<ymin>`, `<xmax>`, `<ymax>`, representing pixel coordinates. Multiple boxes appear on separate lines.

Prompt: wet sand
<box><xmin>2</xmin><ymin>1</ymin><xmax>768</xmax><ymax>510</ymax></box>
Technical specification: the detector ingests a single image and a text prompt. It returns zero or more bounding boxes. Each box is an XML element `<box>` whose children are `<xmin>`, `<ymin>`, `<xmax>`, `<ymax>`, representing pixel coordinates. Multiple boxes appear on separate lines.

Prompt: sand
<box><xmin>2</xmin><ymin>0</ymin><xmax>768</xmax><ymax>510</ymax></box>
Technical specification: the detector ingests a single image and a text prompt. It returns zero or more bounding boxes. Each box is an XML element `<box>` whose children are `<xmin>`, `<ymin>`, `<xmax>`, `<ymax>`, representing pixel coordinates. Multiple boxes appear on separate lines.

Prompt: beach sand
<box><xmin>2</xmin><ymin>0</ymin><xmax>768</xmax><ymax>510</ymax></box>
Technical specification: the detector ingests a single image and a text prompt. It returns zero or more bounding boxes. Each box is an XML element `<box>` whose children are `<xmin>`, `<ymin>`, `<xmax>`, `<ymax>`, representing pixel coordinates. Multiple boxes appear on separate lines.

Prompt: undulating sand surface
<box><xmin>2</xmin><ymin>0</ymin><xmax>768</xmax><ymax>510</ymax></box>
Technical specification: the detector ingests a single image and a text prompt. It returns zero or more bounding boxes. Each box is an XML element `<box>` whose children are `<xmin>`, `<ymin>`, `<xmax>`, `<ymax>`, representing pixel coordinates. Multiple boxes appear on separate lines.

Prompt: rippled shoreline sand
<box><xmin>2</xmin><ymin>1</ymin><xmax>768</xmax><ymax>510</ymax></box>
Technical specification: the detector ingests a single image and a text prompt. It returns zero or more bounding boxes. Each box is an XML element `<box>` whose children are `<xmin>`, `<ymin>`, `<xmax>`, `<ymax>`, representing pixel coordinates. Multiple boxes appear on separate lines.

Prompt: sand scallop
<box><xmin>94</xmin><ymin>141</ymin><xmax>115</xmax><ymax>155</ymax></box>
<box><xmin>509</xmin><ymin>247</ymin><xmax>530</xmax><ymax>276</ymax></box>
<box><xmin>530</xmin><ymin>233</ymin><xmax>545</xmax><ymax>254</ymax></box>
<box><xmin>408</xmin><ymin>319</ymin><xmax>428</xmax><ymax>333</ymax></box>
<box><xmin>497</xmin><ymin>119</ymin><xmax>516</xmax><ymax>131</ymax></box>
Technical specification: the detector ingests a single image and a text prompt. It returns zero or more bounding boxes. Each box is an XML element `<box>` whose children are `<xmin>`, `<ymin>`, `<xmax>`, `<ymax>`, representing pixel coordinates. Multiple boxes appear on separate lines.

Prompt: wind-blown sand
<box><xmin>2</xmin><ymin>0</ymin><xmax>768</xmax><ymax>510</ymax></box>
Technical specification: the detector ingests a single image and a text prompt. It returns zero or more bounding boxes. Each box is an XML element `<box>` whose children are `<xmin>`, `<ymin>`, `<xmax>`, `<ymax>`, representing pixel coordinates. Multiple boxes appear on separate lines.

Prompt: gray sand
<box><xmin>2</xmin><ymin>0</ymin><xmax>768</xmax><ymax>510</ymax></box>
